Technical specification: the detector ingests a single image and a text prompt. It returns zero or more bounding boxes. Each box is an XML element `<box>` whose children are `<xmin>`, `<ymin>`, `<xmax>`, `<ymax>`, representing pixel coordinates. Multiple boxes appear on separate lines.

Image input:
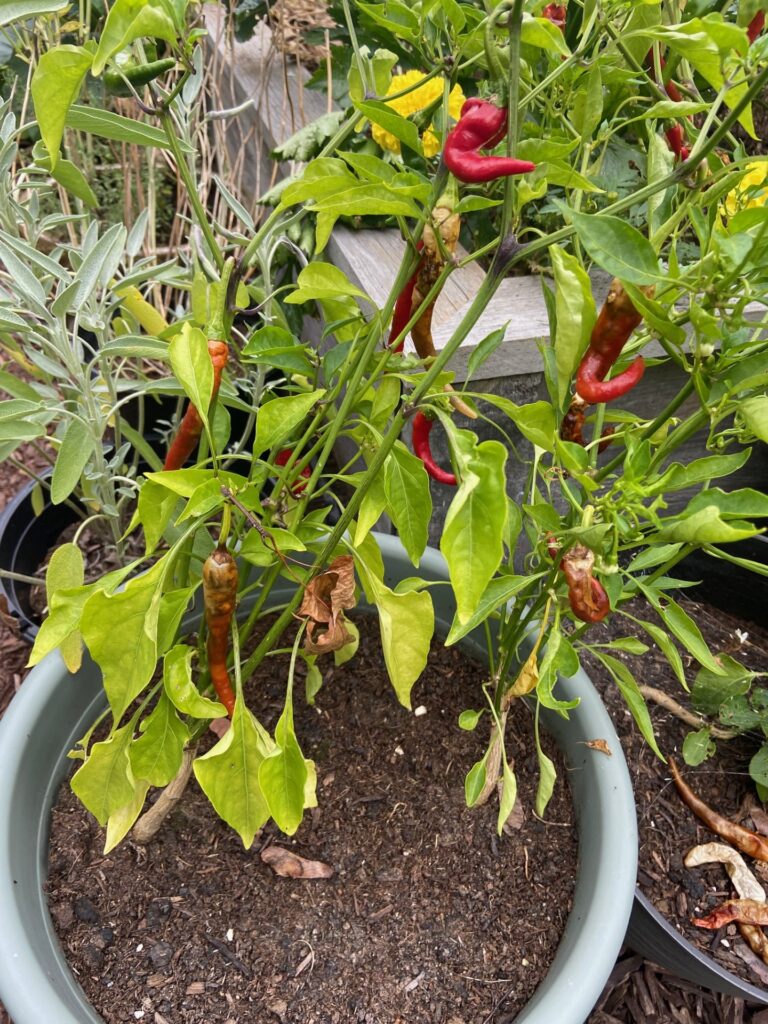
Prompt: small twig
<box><xmin>220</xmin><ymin>485</ymin><xmax>305</xmax><ymax>579</ymax></box>
<box><xmin>639</xmin><ymin>685</ymin><xmax>736</xmax><ymax>740</ymax></box>
<box><xmin>206</xmin><ymin>935</ymin><xmax>252</xmax><ymax>977</ymax></box>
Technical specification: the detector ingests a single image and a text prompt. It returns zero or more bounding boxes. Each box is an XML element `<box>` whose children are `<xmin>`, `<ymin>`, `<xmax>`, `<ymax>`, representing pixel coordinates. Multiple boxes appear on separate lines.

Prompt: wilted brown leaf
<box><xmin>299</xmin><ymin>556</ymin><xmax>356</xmax><ymax>656</ymax></box>
<box><xmin>261</xmin><ymin>846</ymin><xmax>334</xmax><ymax>879</ymax></box>
<box><xmin>584</xmin><ymin>739</ymin><xmax>612</xmax><ymax>756</ymax></box>
<box><xmin>505</xmin><ymin>649</ymin><xmax>539</xmax><ymax>700</ymax></box>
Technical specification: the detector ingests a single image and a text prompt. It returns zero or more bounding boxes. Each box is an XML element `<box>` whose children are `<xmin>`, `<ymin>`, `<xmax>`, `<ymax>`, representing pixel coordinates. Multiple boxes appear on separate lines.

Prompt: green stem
<box><xmin>596</xmin><ymin>376</ymin><xmax>696</xmax><ymax>481</ymax></box>
<box><xmin>160</xmin><ymin>110</ymin><xmax>223</xmax><ymax>271</ymax></box>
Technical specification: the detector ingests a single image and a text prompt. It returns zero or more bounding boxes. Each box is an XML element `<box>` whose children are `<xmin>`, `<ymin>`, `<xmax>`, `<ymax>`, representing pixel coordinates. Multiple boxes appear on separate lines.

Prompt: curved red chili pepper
<box><xmin>411</xmin><ymin>410</ymin><xmax>457</xmax><ymax>486</ymax></box>
<box><xmin>389</xmin><ymin>242</ymin><xmax>424</xmax><ymax>352</ymax></box>
<box><xmin>576</xmin><ymin>348</ymin><xmax>646</xmax><ymax>405</ymax></box>
<box><xmin>542</xmin><ymin>3</ymin><xmax>566</xmax><ymax>30</ymax></box>
<box><xmin>275</xmin><ymin>448</ymin><xmax>312</xmax><ymax>495</ymax></box>
<box><xmin>443</xmin><ymin>99</ymin><xmax>535</xmax><ymax>184</ymax></box>
<box><xmin>748</xmin><ymin>11</ymin><xmax>765</xmax><ymax>43</ymax></box>
<box><xmin>575</xmin><ymin>279</ymin><xmax>649</xmax><ymax>405</ymax></box>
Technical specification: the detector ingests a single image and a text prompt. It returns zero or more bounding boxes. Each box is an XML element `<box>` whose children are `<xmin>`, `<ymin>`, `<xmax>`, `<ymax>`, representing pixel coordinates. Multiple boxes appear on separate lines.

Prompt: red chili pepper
<box><xmin>275</xmin><ymin>448</ymin><xmax>312</xmax><ymax>495</ymax></box>
<box><xmin>561</xmin><ymin>545</ymin><xmax>609</xmax><ymax>624</ymax></box>
<box><xmin>389</xmin><ymin>242</ymin><xmax>424</xmax><ymax>353</ymax></box>
<box><xmin>645</xmin><ymin>50</ymin><xmax>683</xmax><ymax>103</ymax></box>
<box><xmin>203</xmin><ymin>545</ymin><xmax>238</xmax><ymax>717</ymax></box>
<box><xmin>411</xmin><ymin>410</ymin><xmax>457</xmax><ymax>485</ymax></box>
<box><xmin>748</xmin><ymin>11</ymin><xmax>765</xmax><ymax>43</ymax></box>
<box><xmin>443</xmin><ymin>99</ymin><xmax>535</xmax><ymax>184</ymax></box>
<box><xmin>665</xmin><ymin>122</ymin><xmax>688</xmax><ymax>161</ymax></box>
<box><xmin>575</xmin><ymin>279</ymin><xmax>652</xmax><ymax>405</ymax></box>
<box><xmin>542</xmin><ymin>3</ymin><xmax>566</xmax><ymax>30</ymax></box>
<box><xmin>163</xmin><ymin>338</ymin><xmax>228</xmax><ymax>470</ymax></box>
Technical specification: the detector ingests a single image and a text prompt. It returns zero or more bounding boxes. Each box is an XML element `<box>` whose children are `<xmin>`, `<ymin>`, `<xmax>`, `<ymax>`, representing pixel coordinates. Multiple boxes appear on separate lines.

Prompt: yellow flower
<box><xmin>723</xmin><ymin>161</ymin><xmax>768</xmax><ymax>217</ymax></box>
<box><xmin>371</xmin><ymin>70</ymin><xmax>465</xmax><ymax>159</ymax></box>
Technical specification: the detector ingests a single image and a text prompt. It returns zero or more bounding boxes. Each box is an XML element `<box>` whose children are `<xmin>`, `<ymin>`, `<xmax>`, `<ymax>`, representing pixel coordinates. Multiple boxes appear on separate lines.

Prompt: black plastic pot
<box><xmin>0</xmin><ymin>479</ymin><xmax>82</xmax><ymax>641</ymax></box>
<box><xmin>626</xmin><ymin>537</ymin><xmax>768</xmax><ymax>1001</ymax></box>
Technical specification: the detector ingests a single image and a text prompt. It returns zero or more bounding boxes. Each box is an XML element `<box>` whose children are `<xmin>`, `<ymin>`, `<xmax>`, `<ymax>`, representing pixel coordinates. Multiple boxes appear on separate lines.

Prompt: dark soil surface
<box><xmin>45</xmin><ymin>616</ymin><xmax>577</xmax><ymax>1024</ymax></box>
<box><xmin>584</xmin><ymin>595</ymin><xmax>768</xmax><ymax>998</ymax></box>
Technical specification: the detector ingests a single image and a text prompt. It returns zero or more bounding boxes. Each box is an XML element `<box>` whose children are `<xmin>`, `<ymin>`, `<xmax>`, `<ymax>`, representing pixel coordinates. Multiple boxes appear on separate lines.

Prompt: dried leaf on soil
<box><xmin>260</xmin><ymin>845</ymin><xmax>334</xmax><ymax>879</ymax></box>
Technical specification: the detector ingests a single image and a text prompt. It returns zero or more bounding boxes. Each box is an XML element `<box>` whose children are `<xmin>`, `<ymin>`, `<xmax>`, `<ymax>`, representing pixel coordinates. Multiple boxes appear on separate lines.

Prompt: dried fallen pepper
<box><xmin>203</xmin><ymin>545</ymin><xmax>238</xmax><ymax>717</ymax></box>
<box><xmin>575</xmin><ymin>278</ymin><xmax>653</xmax><ymax>405</ymax></box>
<box><xmin>670</xmin><ymin>758</ymin><xmax>768</xmax><ymax>862</ymax></box>
<box><xmin>443</xmin><ymin>98</ymin><xmax>535</xmax><ymax>184</ymax></box>
<box><xmin>411</xmin><ymin>410</ymin><xmax>457</xmax><ymax>486</ymax></box>
<box><xmin>692</xmin><ymin>899</ymin><xmax>768</xmax><ymax>930</ymax></box>
<box><xmin>561</xmin><ymin>544</ymin><xmax>610</xmax><ymax>623</ymax></box>
<box><xmin>164</xmin><ymin>261</ymin><xmax>233</xmax><ymax>471</ymax></box>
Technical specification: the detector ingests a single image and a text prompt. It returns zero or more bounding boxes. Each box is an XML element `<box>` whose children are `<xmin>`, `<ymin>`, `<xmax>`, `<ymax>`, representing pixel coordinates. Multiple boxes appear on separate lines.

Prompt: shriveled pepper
<box><xmin>389</xmin><ymin>190</ymin><xmax>476</xmax><ymax>419</ymax></box>
<box><xmin>203</xmin><ymin>545</ymin><xmax>238</xmax><ymax>717</ymax></box>
<box><xmin>164</xmin><ymin>261</ymin><xmax>233</xmax><ymax>470</ymax></box>
<box><xmin>411</xmin><ymin>410</ymin><xmax>457</xmax><ymax>486</ymax></box>
<box><xmin>411</xmin><ymin>195</ymin><xmax>461</xmax><ymax>362</ymax></box>
<box><xmin>575</xmin><ymin>278</ymin><xmax>653</xmax><ymax>405</ymax></box>
<box><xmin>561</xmin><ymin>544</ymin><xmax>609</xmax><ymax>623</ymax></box>
<box><xmin>443</xmin><ymin>99</ymin><xmax>535</xmax><ymax>184</ymax></box>
<box><xmin>541</xmin><ymin>3</ymin><xmax>566</xmax><ymax>30</ymax></box>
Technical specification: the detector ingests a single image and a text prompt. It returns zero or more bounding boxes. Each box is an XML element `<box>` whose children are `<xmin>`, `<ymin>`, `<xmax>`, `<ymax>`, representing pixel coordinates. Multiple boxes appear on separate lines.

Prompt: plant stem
<box><xmin>160</xmin><ymin>110</ymin><xmax>223</xmax><ymax>271</ymax></box>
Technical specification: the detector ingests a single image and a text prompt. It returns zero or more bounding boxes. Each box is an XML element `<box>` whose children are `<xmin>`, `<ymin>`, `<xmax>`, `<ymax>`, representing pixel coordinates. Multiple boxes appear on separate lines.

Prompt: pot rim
<box><xmin>0</xmin><ymin>534</ymin><xmax>637</xmax><ymax>1024</ymax></box>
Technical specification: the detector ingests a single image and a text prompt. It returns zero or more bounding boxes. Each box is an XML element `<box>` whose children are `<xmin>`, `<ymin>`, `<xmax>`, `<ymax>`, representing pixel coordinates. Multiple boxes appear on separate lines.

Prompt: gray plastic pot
<box><xmin>0</xmin><ymin>535</ymin><xmax>637</xmax><ymax>1024</ymax></box>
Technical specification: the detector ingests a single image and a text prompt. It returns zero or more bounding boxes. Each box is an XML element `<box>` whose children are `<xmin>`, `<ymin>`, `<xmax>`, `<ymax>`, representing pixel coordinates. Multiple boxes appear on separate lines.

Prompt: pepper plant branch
<box><xmin>160</xmin><ymin>110</ymin><xmax>224</xmax><ymax>271</ymax></box>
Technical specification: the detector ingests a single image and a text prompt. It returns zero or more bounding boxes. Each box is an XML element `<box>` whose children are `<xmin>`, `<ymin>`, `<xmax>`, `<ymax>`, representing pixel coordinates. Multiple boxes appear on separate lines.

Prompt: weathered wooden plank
<box><xmin>206</xmin><ymin>6</ymin><xmax>765</xmax><ymax>388</ymax></box>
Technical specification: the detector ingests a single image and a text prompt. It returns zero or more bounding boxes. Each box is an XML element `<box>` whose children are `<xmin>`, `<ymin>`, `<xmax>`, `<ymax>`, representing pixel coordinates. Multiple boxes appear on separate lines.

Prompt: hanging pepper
<box><xmin>559</xmin><ymin>397</ymin><xmax>586</xmax><ymax>445</ymax></box>
<box><xmin>748</xmin><ymin>11</ymin><xmax>765</xmax><ymax>43</ymax></box>
<box><xmin>443</xmin><ymin>98</ymin><xmax>535</xmax><ymax>184</ymax></box>
<box><xmin>561</xmin><ymin>545</ymin><xmax>609</xmax><ymax>624</ymax></box>
<box><xmin>575</xmin><ymin>278</ymin><xmax>653</xmax><ymax>405</ymax></box>
<box><xmin>645</xmin><ymin>50</ymin><xmax>683</xmax><ymax>103</ymax></box>
<box><xmin>389</xmin><ymin>189</ymin><xmax>476</xmax><ymax>419</ymax></box>
<box><xmin>389</xmin><ymin>242</ymin><xmax>424</xmax><ymax>352</ymax></box>
<box><xmin>411</xmin><ymin>410</ymin><xmax>457</xmax><ymax>486</ymax></box>
<box><xmin>104</xmin><ymin>57</ymin><xmax>176</xmax><ymax>96</ymax></box>
<box><xmin>203</xmin><ymin>545</ymin><xmax>238</xmax><ymax>717</ymax></box>
<box><xmin>275</xmin><ymin>448</ymin><xmax>312</xmax><ymax>495</ymax></box>
<box><xmin>163</xmin><ymin>261</ymin><xmax>234</xmax><ymax>471</ymax></box>
<box><xmin>665</xmin><ymin>122</ymin><xmax>690</xmax><ymax>163</ymax></box>
<box><xmin>541</xmin><ymin>3</ymin><xmax>566</xmax><ymax>30</ymax></box>
<box><xmin>411</xmin><ymin>192</ymin><xmax>461</xmax><ymax>362</ymax></box>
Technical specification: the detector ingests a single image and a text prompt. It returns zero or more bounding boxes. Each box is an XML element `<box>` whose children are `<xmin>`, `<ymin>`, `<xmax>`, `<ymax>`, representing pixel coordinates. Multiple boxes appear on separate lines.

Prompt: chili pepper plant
<box><xmin>16</xmin><ymin>0</ymin><xmax>768</xmax><ymax>849</ymax></box>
